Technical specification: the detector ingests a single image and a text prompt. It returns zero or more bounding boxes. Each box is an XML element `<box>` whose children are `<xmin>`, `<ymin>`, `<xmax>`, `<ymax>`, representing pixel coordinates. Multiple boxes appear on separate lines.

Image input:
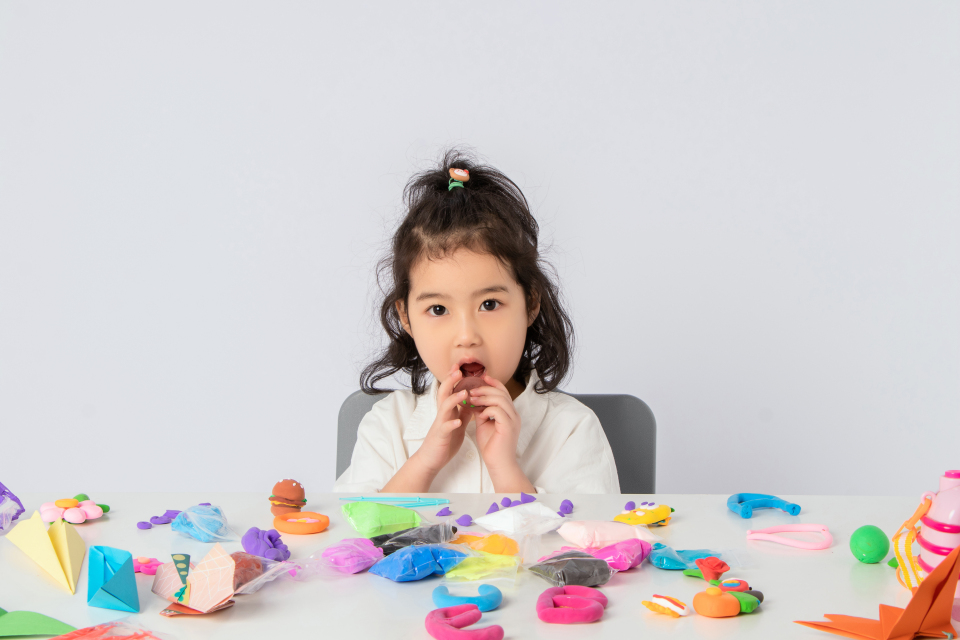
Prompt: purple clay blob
<box><xmin>510</xmin><ymin>500</ymin><xmax>521</xmax><ymax>507</ymax></box>
<box><xmin>557</xmin><ymin>511</ymin><xmax>565</xmax><ymax>517</ymax></box>
<box><xmin>559</xmin><ymin>499</ymin><xmax>574</xmax><ymax>515</ymax></box>
<box><xmin>435</xmin><ymin>507</ymin><xmax>453</xmax><ymax>517</ymax></box>
<box><xmin>485</xmin><ymin>503</ymin><xmax>500</xmax><ymax>515</ymax></box>
<box><xmin>150</xmin><ymin>516</ymin><xmax>172</xmax><ymax>525</ymax></box>
<box><xmin>624</xmin><ymin>501</ymin><xmax>636</xmax><ymax>511</ymax></box>
<box><xmin>501</xmin><ymin>497</ymin><xmax>512</xmax><ymax>507</ymax></box>
<box><xmin>162</xmin><ymin>510</ymin><xmax>182</xmax><ymax>519</ymax></box>
<box><xmin>455</xmin><ymin>514</ymin><xmax>473</xmax><ymax>527</ymax></box>
<box><xmin>199</xmin><ymin>503</ymin><xmax>211</xmax><ymax>506</ymax></box>
<box><xmin>137</xmin><ymin>521</ymin><xmax>153</xmax><ymax>530</ymax></box>
<box><xmin>520</xmin><ymin>492</ymin><xmax>535</xmax><ymax>504</ymax></box>
<box><xmin>242</xmin><ymin>526</ymin><xmax>291</xmax><ymax>562</ymax></box>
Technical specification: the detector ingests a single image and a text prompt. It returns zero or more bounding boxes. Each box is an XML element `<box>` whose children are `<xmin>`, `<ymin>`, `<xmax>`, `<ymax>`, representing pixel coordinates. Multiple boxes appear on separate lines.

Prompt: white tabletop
<box><xmin>1</xmin><ymin>492</ymin><xmax>952</xmax><ymax>639</ymax></box>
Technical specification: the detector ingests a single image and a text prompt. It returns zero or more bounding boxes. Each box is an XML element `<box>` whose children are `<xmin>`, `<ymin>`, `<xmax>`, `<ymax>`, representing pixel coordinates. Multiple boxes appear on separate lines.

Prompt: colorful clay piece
<box><xmin>436</xmin><ymin>507</ymin><xmax>453</xmax><ymax>517</ymax></box>
<box><xmin>40</xmin><ymin>494</ymin><xmax>107</xmax><ymax>524</ymax></box>
<box><xmin>0</xmin><ymin>481</ymin><xmax>26</xmax><ymax>533</ymax></box>
<box><xmin>727</xmin><ymin>493</ymin><xmax>801</xmax><ymax>519</ymax></box>
<box><xmin>274</xmin><ymin>512</ymin><xmax>329</xmax><ymax>535</ymax></box>
<box><xmin>520</xmin><ymin>493</ymin><xmax>535</xmax><ymax>504</ymax></box>
<box><xmin>536</xmin><ymin>586</ymin><xmax>608</xmax><ymax>624</ymax></box>
<box><xmin>133</xmin><ymin>557</ymin><xmax>162</xmax><ymax>575</ymax></box>
<box><xmin>557</xmin><ymin>520</ymin><xmax>659</xmax><ymax>548</ymax></box>
<box><xmin>649</xmin><ymin>543</ymin><xmax>720</xmax><ymax>570</ymax></box>
<box><xmin>136</xmin><ymin>522</ymin><xmax>152</xmax><ymax>530</ymax></box>
<box><xmin>485</xmin><ymin>503</ymin><xmax>499</xmax><ymax>515</ymax></box>
<box><xmin>624</xmin><ymin>501</ymin><xmax>636</xmax><ymax>511</ymax></box>
<box><xmin>614</xmin><ymin>501</ymin><xmax>673</xmax><ymax>526</ymax></box>
<box><xmin>425</xmin><ymin>604</ymin><xmax>503</xmax><ymax>640</ymax></box>
<box><xmin>500</xmin><ymin>498</ymin><xmax>511</xmax><ymax>508</ymax></box>
<box><xmin>560</xmin><ymin>500</ymin><xmax>574</xmax><ymax>515</ymax></box>
<box><xmin>320</xmin><ymin>538</ymin><xmax>384</xmax><ymax>574</ymax></box>
<box><xmin>369</xmin><ymin>545</ymin><xmax>467</xmax><ymax>582</ymax></box>
<box><xmin>374</xmin><ymin>524</ymin><xmax>457</xmax><ymax>556</ymax></box>
<box><xmin>342</xmin><ymin>502</ymin><xmax>422</xmax><ymax>537</ymax></box>
<box><xmin>474</xmin><ymin>502</ymin><xmax>564</xmax><ymax>535</ymax></box>
<box><xmin>456</xmin><ymin>515</ymin><xmax>474</xmax><ymax>527</ymax></box>
<box><xmin>433</xmin><ymin>585</ymin><xmax>503</xmax><ymax>612</ymax></box>
<box><xmin>529</xmin><ymin>551</ymin><xmax>613</xmax><ymax>587</ymax></box>
<box><xmin>642</xmin><ymin>594</ymin><xmax>690</xmax><ymax>617</ymax></box>
<box><xmin>746</xmin><ymin>523</ymin><xmax>832</xmax><ymax>550</ymax></box>
<box><xmin>445</xmin><ymin>552</ymin><xmax>520</xmax><ymax>582</ymax></box>
<box><xmin>171</xmin><ymin>505</ymin><xmax>232</xmax><ymax>542</ymax></box>
<box><xmin>269</xmin><ymin>479</ymin><xmax>307</xmax><ymax>516</ymax></box>
<box><xmin>453</xmin><ymin>533</ymin><xmax>519</xmax><ymax>556</ymax></box>
<box><xmin>693</xmin><ymin>586</ymin><xmax>743</xmax><ymax>618</ymax></box>
<box><xmin>241</xmin><ymin>527</ymin><xmax>291</xmax><ymax>561</ymax></box>
<box><xmin>850</xmin><ymin>525</ymin><xmax>890</xmax><ymax>564</ymax></box>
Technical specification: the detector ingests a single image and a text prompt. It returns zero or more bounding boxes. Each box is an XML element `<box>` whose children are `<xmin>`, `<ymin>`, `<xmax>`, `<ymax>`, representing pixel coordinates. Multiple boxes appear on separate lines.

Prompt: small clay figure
<box><xmin>269</xmin><ymin>479</ymin><xmax>307</xmax><ymax>516</ymax></box>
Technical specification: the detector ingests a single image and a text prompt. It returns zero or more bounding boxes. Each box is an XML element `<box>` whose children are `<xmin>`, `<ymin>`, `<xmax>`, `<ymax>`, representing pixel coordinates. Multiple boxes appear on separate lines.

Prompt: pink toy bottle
<box><xmin>917</xmin><ymin>470</ymin><xmax>960</xmax><ymax>595</ymax></box>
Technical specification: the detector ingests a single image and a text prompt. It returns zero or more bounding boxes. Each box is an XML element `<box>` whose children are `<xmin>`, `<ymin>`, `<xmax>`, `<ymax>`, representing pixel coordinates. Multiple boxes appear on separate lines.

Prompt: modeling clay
<box><xmin>445</xmin><ymin>551</ymin><xmax>520</xmax><ymax>582</ymax></box>
<box><xmin>529</xmin><ymin>550</ymin><xmax>613</xmax><ymax>587</ymax></box>
<box><xmin>133</xmin><ymin>557</ymin><xmax>162</xmax><ymax>575</ymax></box>
<box><xmin>624</xmin><ymin>501</ymin><xmax>636</xmax><ymax>511</ymax></box>
<box><xmin>48</xmin><ymin>620</ymin><xmax>169</xmax><ymax>639</ymax></box>
<box><xmin>727</xmin><ymin>493</ymin><xmax>801</xmax><ymax>518</ymax></box>
<box><xmin>5</xmin><ymin>512</ymin><xmax>86</xmax><ymax>594</ymax></box>
<box><xmin>0</xmin><ymin>606</ymin><xmax>76</xmax><ymax>637</ymax></box>
<box><xmin>797</xmin><ymin>540</ymin><xmax>960</xmax><ymax>639</ymax></box>
<box><xmin>557</xmin><ymin>520</ymin><xmax>659</xmax><ymax>548</ymax></box>
<box><xmin>520</xmin><ymin>493</ymin><xmax>535</xmax><ymax>503</ymax></box>
<box><xmin>274</xmin><ymin>512</ymin><xmax>329</xmax><ymax>535</ymax></box>
<box><xmin>433</xmin><ymin>584</ymin><xmax>503</xmax><ymax>612</ymax></box>
<box><xmin>242</xmin><ymin>527</ymin><xmax>291</xmax><ymax>561</ymax></box>
<box><xmin>452</xmin><ymin>533</ymin><xmax>519</xmax><ymax>556</ymax></box>
<box><xmin>374</xmin><ymin>523</ymin><xmax>457</xmax><ymax>556</ymax></box>
<box><xmin>136</xmin><ymin>521</ymin><xmax>152</xmax><ymax>530</ymax></box>
<box><xmin>614</xmin><ymin>501</ymin><xmax>673</xmax><ymax>526</ymax></box>
<box><xmin>425</xmin><ymin>604</ymin><xmax>504</xmax><ymax>640</ymax></box>
<box><xmin>850</xmin><ymin>525</ymin><xmax>890</xmax><ymax>564</ymax></box>
<box><xmin>649</xmin><ymin>543</ymin><xmax>721</xmax><ymax>570</ymax></box>
<box><xmin>456</xmin><ymin>515</ymin><xmax>474</xmax><ymax>527</ymax></box>
<box><xmin>560</xmin><ymin>499</ymin><xmax>574</xmax><ymax>515</ymax></box>
<box><xmin>509</xmin><ymin>500</ymin><xmax>521</xmax><ymax>507</ymax></box>
<box><xmin>87</xmin><ymin>546</ymin><xmax>139</xmax><ymax>612</ymax></box>
<box><xmin>369</xmin><ymin>545</ymin><xmax>467</xmax><ymax>582</ymax></box>
<box><xmin>485</xmin><ymin>503</ymin><xmax>499</xmax><ymax>514</ymax></box>
<box><xmin>342</xmin><ymin>502</ymin><xmax>422</xmax><ymax>537</ymax></box>
<box><xmin>500</xmin><ymin>498</ymin><xmax>511</xmax><ymax>507</ymax></box>
<box><xmin>694</xmin><ymin>586</ymin><xmax>748</xmax><ymax>617</ymax></box>
<box><xmin>642</xmin><ymin>594</ymin><xmax>690</xmax><ymax>617</ymax></box>
<box><xmin>320</xmin><ymin>538</ymin><xmax>384</xmax><ymax>574</ymax></box>
<box><xmin>474</xmin><ymin>502</ymin><xmax>563</xmax><ymax>535</ymax></box>
<box><xmin>40</xmin><ymin>494</ymin><xmax>107</xmax><ymax>524</ymax></box>
<box><xmin>437</xmin><ymin>507</ymin><xmax>453</xmax><ymax>517</ymax></box>
<box><xmin>536</xmin><ymin>586</ymin><xmax>608</xmax><ymax>624</ymax></box>
<box><xmin>0</xmin><ymin>481</ymin><xmax>25</xmax><ymax>533</ymax></box>
<box><xmin>538</xmin><ymin>538</ymin><xmax>651</xmax><ymax>571</ymax></box>
<box><xmin>171</xmin><ymin>504</ymin><xmax>232</xmax><ymax>542</ymax></box>
<box><xmin>746</xmin><ymin>523</ymin><xmax>832</xmax><ymax>550</ymax></box>
<box><xmin>270</xmin><ymin>479</ymin><xmax>307</xmax><ymax>516</ymax></box>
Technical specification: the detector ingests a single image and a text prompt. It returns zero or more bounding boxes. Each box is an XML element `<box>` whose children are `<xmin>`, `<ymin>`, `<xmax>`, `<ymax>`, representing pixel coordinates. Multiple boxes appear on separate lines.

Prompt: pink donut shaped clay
<box><xmin>746</xmin><ymin>523</ymin><xmax>832</xmax><ymax>550</ymax></box>
<box><xmin>536</xmin><ymin>586</ymin><xmax>608</xmax><ymax>624</ymax></box>
<box><xmin>424</xmin><ymin>604</ymin><xmax>504</xmax><ymax>640</ymax></box>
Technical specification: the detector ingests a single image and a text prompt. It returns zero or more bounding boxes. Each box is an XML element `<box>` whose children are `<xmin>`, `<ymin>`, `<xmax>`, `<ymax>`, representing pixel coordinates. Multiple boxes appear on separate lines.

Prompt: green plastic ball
<box><xmin>850</xmin><ymin>525</ymin><xmax>890</xmax><ymax>564</ymax></box>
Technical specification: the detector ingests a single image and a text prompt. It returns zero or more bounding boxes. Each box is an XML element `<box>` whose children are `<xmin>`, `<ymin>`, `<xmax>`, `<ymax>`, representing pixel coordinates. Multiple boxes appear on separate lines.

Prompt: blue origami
<box><xmin>369</xmin><ymin>545</ymin><xmax>467</xmax><ymax>582</ymax></box>
<box><xmin>87</xmin><ymin>546</ymin><xmax>139</xmax><ymax>612</ymax></box>
<box><xmin>649</xmin><ymin>543</ymin><xmax>721</xmax><ymax>570</ymax></box>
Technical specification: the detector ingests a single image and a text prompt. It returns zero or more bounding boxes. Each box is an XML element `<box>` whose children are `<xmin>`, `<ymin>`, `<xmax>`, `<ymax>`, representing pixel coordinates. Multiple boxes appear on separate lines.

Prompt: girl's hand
<box><xmin>413</xmin><ymin>365</ymin><xmax>470</xmax><ymax>476</ymax></box>
<box><xmin>469</xmin><ymin>374</ymin><xmax>523</xmax><ymax>474</ymax></box>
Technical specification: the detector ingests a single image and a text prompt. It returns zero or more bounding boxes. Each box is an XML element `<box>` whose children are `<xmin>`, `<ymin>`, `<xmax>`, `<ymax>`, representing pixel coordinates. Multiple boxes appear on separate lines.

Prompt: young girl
<box><xmin>334</xmin><ymin>150</ymin><xmax>619</xmax><ymax>494</ymax></box>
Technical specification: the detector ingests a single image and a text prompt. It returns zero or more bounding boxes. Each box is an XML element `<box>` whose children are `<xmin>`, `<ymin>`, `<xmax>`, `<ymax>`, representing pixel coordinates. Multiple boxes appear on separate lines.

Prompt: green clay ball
<box><xmin>850</xmin><ymin>525</ymin><xmax>890</xmax><ymax>564</ymax></box>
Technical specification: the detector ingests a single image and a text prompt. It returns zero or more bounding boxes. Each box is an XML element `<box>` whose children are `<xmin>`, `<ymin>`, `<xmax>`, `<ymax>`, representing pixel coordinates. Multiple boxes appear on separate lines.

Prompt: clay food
<box><xmin>453</xmin><ymin>362</ymin><xmax>486</xmax><ymax>394</ymax></box>
<box><xmin>269</xmin><ymin>479</ymin><xmax>306</xmax><ymax>516</ymax></box>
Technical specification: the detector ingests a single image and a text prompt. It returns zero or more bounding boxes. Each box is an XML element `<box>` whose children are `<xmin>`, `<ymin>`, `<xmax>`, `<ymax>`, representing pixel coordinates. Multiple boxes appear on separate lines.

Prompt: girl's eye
<box><xmin>481</xmin><ymin>300</ymin><xmax>501</xmax><ymax>311</ymax></box>
<box><xmin>427</xmin><ymin>305</ymin><xmax>447</xmax><ymax>317</ymax></box>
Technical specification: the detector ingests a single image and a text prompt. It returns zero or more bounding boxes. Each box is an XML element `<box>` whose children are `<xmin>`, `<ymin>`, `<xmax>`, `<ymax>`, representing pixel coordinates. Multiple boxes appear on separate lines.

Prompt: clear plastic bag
<box><xmin>170</xmin><ymin>504</ymin><xmax>233</xmax><ymax>542</ymax></box>
<box><xmin>556</xmin><ymin>520</ymin><xmax>660</xmax><ymax>548</ymax></box>
<box><xmin>374</xmin><ymin>523</ymin><xmax>457</xmax><ymax>556</ymax></box>
<box><xmin>368</xmin><ymin>544</ymin><xmax>468</xmax><ymax>582</ymax></box>
<box><xmin>473</xmin><ymin>502</ymin><xmax>563</xmax><ymax>536</ymax></box>
<box><xmin>317</xmin><ymin>538</ymin><xmax>385</xmax><ymax>574</ymax></box>
<box><xmin>527</xmin><ymin>550</ymin><xmax>614</xmax><ymax>587</ymax></box>
<box><xmin>539</xmin><ymin>538</ymin><xmax>651</xmax><ymax>571</ymax></box>
<box><xmin>0</xmin><ymin>481</ymin><xmax>25</xmax><ymax>534</ymax></box>
<box><xmin>51</xmin><ymin>620</ymin><xmax>177</xmax><ymax>639</ymax></box>
<box><xmin>648</xmin><ymin>543</ymin><xmax>720</xmax><ymax>570</ymax></box>
<box><xmin>230</xmin><ymin>552</ymin><xmax>302</xmax><ymax>595</ymax></box>
<box><xmin>442</xmin><ymin>549</ymin><xmax>521</xmax><ymax>586</ymax></box>
<box><xmin>341</xmin><ymin>502</ymin><xmax>421</xmax><ymax>537</ymax></box>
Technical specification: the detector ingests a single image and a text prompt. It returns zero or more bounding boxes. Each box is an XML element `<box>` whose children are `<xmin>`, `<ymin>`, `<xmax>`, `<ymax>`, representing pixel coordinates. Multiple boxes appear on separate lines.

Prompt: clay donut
<box><xmin>449</xmin><ymin>168</ymin><xmax>470</xmax><ymax>182</ymax></box>
<box><xmin>273</xmin><ymin>511</ymin><xmax>329</xmax><ymax>535</ymax></box>
<box><xmin>536</xmin><ymin>586</ymin><xmax>608</xmax><ymax>624</ymax></box>
<box><xmin>433</xmin><ymin>585</ymin><xmax>503</xmax><ymax>612</ymax></box>
<box><xmin>425</xmin><ymin>604</ymin><xmax>504</xmax><ymax>640</ymax></box>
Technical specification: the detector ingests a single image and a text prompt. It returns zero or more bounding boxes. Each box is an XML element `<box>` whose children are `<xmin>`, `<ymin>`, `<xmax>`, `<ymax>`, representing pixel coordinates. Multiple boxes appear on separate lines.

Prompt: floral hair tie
<box><xmin>449</xmin><ymin>168</ymin><xmax>469</xmax><ymax>190</ymax></box>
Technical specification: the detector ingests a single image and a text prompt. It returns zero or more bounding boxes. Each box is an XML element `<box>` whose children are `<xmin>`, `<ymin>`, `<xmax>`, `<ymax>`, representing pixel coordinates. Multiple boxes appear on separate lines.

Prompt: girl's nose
<box><xmin>455</xmin><ymin>315</ymin><xmax>482</xmax><ymax>348</ymax></box>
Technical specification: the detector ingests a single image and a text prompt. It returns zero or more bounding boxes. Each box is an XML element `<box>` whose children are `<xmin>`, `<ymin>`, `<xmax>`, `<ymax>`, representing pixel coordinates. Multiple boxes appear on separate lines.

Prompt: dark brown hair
<box><xmin>361</xmin><ymin>148</ymin><xmax>574</xmax><ymax>395</ymax></box>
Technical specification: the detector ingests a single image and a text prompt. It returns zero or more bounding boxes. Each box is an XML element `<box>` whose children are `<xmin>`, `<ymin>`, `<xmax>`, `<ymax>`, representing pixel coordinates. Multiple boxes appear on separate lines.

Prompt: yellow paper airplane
<box><xmin>5</xmin><ymin>511</ymin><xmax>86</xmax><ymax>594</ymax></box>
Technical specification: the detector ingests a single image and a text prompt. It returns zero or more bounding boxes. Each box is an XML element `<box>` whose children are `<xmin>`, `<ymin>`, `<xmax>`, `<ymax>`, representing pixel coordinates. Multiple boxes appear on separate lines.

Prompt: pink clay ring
<box><xmin>746</xmin><ymin>523</ymin><xmax>832</xmax><ymax>550</ymax></box>
<box><xmin>536</xmin><ymin>586</ymin><xmax>608</xmax><ymax>624</ymax></box>
<box><xmin>425</xmin><ymin>604</ymin><xmax>504</xmax><ymax>640</ymax></box>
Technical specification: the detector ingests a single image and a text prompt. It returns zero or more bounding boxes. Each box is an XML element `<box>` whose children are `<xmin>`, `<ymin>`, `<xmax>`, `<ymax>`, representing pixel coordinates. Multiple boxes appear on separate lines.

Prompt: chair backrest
<box><xmin>336</xmin><ymin>390</ymin><xmax>656</xmax><ymax>494</ymax></box>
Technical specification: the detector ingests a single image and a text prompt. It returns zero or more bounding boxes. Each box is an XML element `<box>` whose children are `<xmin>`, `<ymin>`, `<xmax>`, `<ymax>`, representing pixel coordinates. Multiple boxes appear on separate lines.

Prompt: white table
<box><xmin>1</xmin><ymin>492</ymin><xmax>952</xmax><ymax>639</ymax></box>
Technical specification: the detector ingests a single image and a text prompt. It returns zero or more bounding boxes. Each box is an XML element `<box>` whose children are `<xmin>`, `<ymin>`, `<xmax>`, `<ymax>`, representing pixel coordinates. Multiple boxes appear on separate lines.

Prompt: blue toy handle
<box><xmin>727</xmin><ymin>493</ymin><xmax>801</xmax><ymax>519</ymax></box>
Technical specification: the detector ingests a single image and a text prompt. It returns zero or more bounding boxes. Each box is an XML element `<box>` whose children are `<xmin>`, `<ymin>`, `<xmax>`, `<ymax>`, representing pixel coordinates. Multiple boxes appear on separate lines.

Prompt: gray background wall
<box><xmin>1</xmin><ymin>2</ymin><xmax>957</xmax><ymax>496</ymax></box>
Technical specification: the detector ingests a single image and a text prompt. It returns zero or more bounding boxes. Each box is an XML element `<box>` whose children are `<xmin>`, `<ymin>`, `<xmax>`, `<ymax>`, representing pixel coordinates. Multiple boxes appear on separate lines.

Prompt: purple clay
<box><xmin>500</xmin><ymin>497</ymin><xmax>512</xmax><ymax>507</ymax></box>
<box><xmin>162</xmin><ymin>510</ymin><xmax>182</xmax><ymax>519</ymax></box>
<box><xmin>624</xmin><ymin>501</ymin><xmax>636</xmax><ymax>511</ymax></box>
<box><xmin>560</xmin><ymin>499</ymin><xmax>574</xmax><ymax>515</ymax></box>
<box><xmin>455</xmin><ymin>514</ymin><xmax>473</xmax><ymax>527</ymax></box>
<box><xmin>136</xmin><ymin>521</ymin><xmax>152</xmax><ymax>530</ymax></box>
<box><xmin>435</xmin><ymin>507</ymin><xmax>452</xmax><ymax>517</ymax></box>
<box><xmin>199</xmin><ymin>503</ymin><xmax>211</xmax><ymax>507</ymax></box>
<box><xmin>557</xmin><ymin>511</ymin><xmax>565</xmax><ymax>517</ymax></box>
<box><xmin>519</xmin><ymin>492</ymin><xmax>535</xmax><ymax>504</ymax></box>
<box><xmin>150</xmin><ymin>516</ymin><xmax>172</xmax><ymax>525</ymax></box>
<box><xmin>485</xmin><ymin>503</ymin><xmax>500</xmax><ymax>515</ymax></box>
<box><xmin>510</xmin><ymin>500</ymin><xmax>521</xmax><ymax>507</ymax></box>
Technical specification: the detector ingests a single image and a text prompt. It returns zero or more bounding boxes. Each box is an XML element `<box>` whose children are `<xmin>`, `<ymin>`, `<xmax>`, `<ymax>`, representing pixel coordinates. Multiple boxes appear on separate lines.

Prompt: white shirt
<box><xmin>333</xmin><ymin>370</ymin><xmax>620</xmax><ymax>494</ymax></box>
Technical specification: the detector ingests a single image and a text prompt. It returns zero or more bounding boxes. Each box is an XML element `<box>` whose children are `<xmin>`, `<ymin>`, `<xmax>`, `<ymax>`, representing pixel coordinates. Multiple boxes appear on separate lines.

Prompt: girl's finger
<box><xmin>478</xmin><ymin>406</ymin><xmax>508</xmax><ymax>425</ymax></box>
<box><xmin>481</xmin><ymin>374</ymin><xmax>509</xmax><ymax>393</ymax></box>
<box><xmin>439</xmin><ymin>390</ymin><xmax>469</xmax><ymax>416</ymax></box>
<box><xmin>437</xmin><ymin>368</ymin><xmax>463</xmax><ymax>401</ymax></box>
<box><xmin>441</xmin><ymin>418</ymin><xmax>462</xmax><ymax>433</ymax></box>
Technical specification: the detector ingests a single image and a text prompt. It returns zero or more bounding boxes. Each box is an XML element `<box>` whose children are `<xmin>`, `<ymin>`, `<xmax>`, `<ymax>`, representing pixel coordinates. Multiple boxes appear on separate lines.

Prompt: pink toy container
<box><xmin>917</xmin><ymin>470</ymin><xmax>960</xmax><ymax>596</ymax></box>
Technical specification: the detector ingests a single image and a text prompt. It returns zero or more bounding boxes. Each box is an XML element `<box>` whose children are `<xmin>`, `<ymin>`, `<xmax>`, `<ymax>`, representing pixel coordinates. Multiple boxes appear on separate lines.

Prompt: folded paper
<box><xmin>151</xmin><ymin>544</ymin><xmax>236</xmax><ymax>615</ymax></box>
<box><xmin>5</xmin><ymin>511</ymin><xmax>86</xmax><ymax>594</ymax></box>
<box><xmin>87</xmin><ymin>546</ymin><xmax>139</xmax><ymax>612</ymax></box>
<box><xmin>0</xmin><ymin>606</ymin><xmax>76</xmax><ymax>637</ymax></box>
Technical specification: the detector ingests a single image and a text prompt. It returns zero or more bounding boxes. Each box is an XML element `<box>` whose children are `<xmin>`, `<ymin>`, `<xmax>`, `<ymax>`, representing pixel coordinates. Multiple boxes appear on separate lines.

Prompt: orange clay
<box><xmin>642</xmin><ymin>601</ymin><xmax>680</xmax><ymax>618</ymax></box>
<box><xmin>55</xmin><ymin>498</ymin><xmax>79</xmax><ymax>509</ymax></box>
<box><xmin>451</xmin><ymin>533</ymin><xmax>519</xmax><ymax>555</ymax></box>
<box><xmin>450</xmin><ymin>534</ymin><xmax>484</xmax><ymax>545</ymax></box>
<box><xmin>273</xmin><ymin>511</ymin><xmax>329</xmax><ymax>535</ymax></box>
<box><xmin>693</xmin><ymin>587</ymin><xmax>742</xmax><ymax>618</ymax></box>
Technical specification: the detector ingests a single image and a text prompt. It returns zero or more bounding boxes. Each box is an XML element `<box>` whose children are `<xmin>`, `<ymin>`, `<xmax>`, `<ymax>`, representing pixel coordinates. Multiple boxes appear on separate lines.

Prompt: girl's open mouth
<box><xmin>453</xmin><ymin>362</ymin><xmax>486</xmax><ymax>393</ymax></box>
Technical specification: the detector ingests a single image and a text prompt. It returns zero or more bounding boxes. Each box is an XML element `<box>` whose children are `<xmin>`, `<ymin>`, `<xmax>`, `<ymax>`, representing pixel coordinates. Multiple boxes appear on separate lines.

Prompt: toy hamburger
<box><xmin>270</xmin><ymin>479</ymin><xmax>307</xmax><ymax>516</ymax></box>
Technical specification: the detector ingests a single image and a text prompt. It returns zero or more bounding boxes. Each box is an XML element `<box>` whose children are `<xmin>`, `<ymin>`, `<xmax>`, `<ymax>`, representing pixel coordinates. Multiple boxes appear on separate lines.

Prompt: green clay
<box><xmin>850</xmin><ymin>525</ymin><xmax>890</xmax><ymax>564</ymax></box>
<box><xmin>73</xmin><ymin>493</ymin><xmax>90</xmax><ymax>502</ymax></box>
<box><xmin>341</xmin><ymin>502</ymin><xmax>422</xmax><ymax>537</ymax></box>
<box><xmin>97</xmin><ymin>504</ymin><xmax>110</xmax><ymax>513</ymax></box>
<box><xmin>445</xmin><ymin>551</ymin><xmax>519</xmax><ymax>581</ymax></box>
<box><xmin>682</xmin><ymin>568</ymin><xmax>704</xmax><ymax>579</ymax></box>
<box><xmin>730</xmin><ymin>591</ymin><xmax>760</xmax><ymax>613</ymax></box>
<box><xmin>888</xmin><ymin>556</ymin><xmax>899</xmax><ymax>568</ymax></box>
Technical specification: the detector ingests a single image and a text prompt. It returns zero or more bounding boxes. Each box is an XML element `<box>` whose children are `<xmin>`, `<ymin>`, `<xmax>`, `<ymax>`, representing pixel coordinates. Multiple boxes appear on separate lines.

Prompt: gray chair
<box><xmin>336</xmin><ymin>390</ymin><xmax>656</xmax><ymax>494</ymax></box>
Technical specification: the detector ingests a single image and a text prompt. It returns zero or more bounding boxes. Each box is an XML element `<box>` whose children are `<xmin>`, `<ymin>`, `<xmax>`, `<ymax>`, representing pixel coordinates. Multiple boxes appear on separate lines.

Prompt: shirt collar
<box><xmin>404</xmin><ymin>369</ymin><xmax>548</xmax><ymax>457</ymax></box>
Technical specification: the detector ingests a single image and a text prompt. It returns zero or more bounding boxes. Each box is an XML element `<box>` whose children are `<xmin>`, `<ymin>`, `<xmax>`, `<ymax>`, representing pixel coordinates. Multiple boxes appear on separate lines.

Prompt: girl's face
<box><xmin>397</xmin><ymin>248</ymin><xmax>539</xmax><ymax>400</ymax></box>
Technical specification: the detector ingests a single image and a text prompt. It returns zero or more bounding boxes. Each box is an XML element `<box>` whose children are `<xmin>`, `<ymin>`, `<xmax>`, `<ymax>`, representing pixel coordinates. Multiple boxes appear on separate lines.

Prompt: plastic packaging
<box><xmin>230</xmin><ymin>552</ymin><xmax>303</xmax><ymax>595</ymax></box>
<box><xmin>319</xmin><ymin>538</ymin><xmax>385</xmax><ymax>574</ymax></box>
<box><xmin>539</xmin><ymin>538</ymin><xmax>651</xmax><ymax>571</ymax></box>
<box><xmin>557</xmin><ymin>520</ymin><xmax>660</xmax><ymax>548</ymax></box>
<box><xmin>450</xmin><ymin>531</ymin><xmax>519</xmax><ymax>556</ymax></box>
<box><xmin>170</xmin><ymin>504</ymin><xmax>232</xmax><ymax>543</ymax></box>
<box><xmin>374</xmin><ymin>523</ymin><xmax>457</xmax><ymax>556</ymax></box>
<box><xmin>341</xmin><ymin>502</ymin><xmax>422</xmax><ymax>537</ymax></box>
<box><xmin>0</xmin><ymin>481</ymin><xmax>25</xmax><ymax>534</ymax></box>
<box><xmin>369</xmin><ymin>544</ymin><xmax>467</xmax><ymax>582</ymax></box>
<box><xmin>528</xmin><ymin>550</ymin><xmax>614</xmax><ymax>587</ymax></box>
<box><xmin>443</xmin><ymin>550</ymin><xmax>521</xmax><ymax>586</ymax></box>
<box><xmin>51</xmin><ymin>620</ymin><xmax>176</xmax><ymax>640</ymax></box>
<box><xmin>649</xmin><ymin>543</ymin><xmax>720</xmax><ymax>570</ymax></box>
<box><xmin>474</xmin><ymin>502</ymin><xmax>563</xmax><ymax>536</ymax></box>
